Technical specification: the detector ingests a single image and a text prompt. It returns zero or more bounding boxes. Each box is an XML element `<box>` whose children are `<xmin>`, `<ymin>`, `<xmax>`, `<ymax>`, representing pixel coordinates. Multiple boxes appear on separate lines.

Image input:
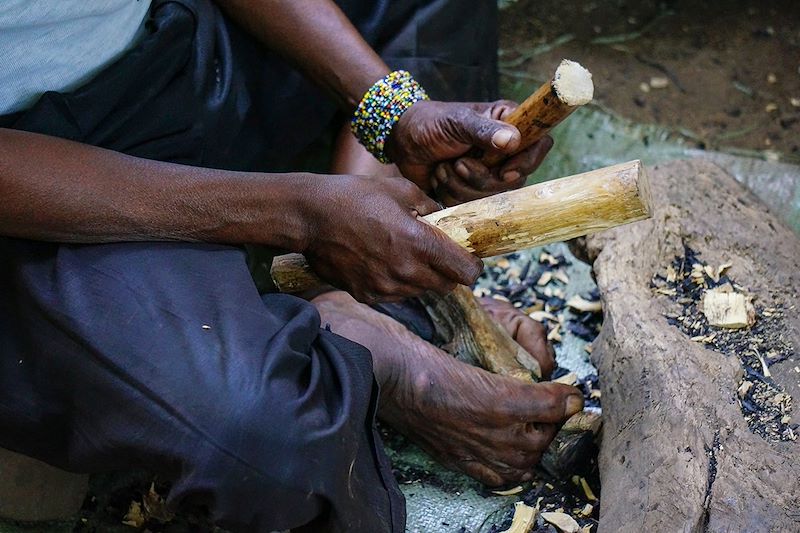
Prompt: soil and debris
<box><xmin>651</xmin><ymin>243</ymin><xmax>797</xmax><ymax>442</ymax></box>
<box><xmin>500</xmin><ymin>0</ymin><xmax>800</xmax><ymax>161</ymax></box>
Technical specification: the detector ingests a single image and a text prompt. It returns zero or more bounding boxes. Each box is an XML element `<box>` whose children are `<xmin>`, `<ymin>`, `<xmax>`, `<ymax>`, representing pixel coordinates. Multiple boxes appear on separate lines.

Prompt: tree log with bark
<box><xmin>581</xmin><ymin>159</ymin><xmax>800</xmax><ymax>532</ymax></box>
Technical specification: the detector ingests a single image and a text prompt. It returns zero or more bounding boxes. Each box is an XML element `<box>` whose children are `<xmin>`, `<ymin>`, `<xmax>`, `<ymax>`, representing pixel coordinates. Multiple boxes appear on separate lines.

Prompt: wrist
<box><xmin>195</xmin><ymin>171</ymin><xmax>317</xmax><ymax>252</ymax></box>
<box><xmin>350</xmin><ymin>70</ymin><xmax>429</xmax><ymax>164</ymax></box>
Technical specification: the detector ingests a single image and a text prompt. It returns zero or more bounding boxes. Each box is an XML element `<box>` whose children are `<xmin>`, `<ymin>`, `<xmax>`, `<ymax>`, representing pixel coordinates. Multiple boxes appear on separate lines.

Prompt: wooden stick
<box><xmin>482</xmin><ymin>59</ymin><xmax>593</xmax><ymax>167</ymax></box>
<box><xmin>419</xmin><ymin>285</ymin><xmax>542</xmax><ymax>381</ymax></box>
<box><xmin>270</xmin><ymin>159</ymin><xmax>651</xmax><ymax>292</ymax></box>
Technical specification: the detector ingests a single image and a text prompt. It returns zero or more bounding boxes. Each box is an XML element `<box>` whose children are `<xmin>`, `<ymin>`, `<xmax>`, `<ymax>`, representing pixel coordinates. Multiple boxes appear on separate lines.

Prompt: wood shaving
<box><xmin>492</xmin><ymin>485</ymin><xmax>524</xmax><ymax>496</ymax></box>
<box><xmin>541</xmin><ymin>511</ymin><xmax>581</xmax><ymax>532</ymax></box>
<box><xmin>566</xmin><ymin>296</ymin><xmax>602</xmax><ymax>313</ymax></box>
<box><xmin>499</xmin><ymin>502</ymin><xmax>537</xmax><ymax>533</ymax></box>
<box><xmin>554</xmin><ymin>372</ymin><xmax>578</xmax><ymax>385</ymax></box>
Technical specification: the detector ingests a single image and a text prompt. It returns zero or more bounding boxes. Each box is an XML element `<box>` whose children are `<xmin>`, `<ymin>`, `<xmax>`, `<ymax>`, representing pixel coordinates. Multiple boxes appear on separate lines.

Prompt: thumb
<box><xmin>453</xmin><ymin>109</ymin><xmax>521</xmax><ymax>154</ymax></box>
<box><xmin>520</xmin><ymin>383</ymin><xmax>585</xmax><ymax>424</ymax></box>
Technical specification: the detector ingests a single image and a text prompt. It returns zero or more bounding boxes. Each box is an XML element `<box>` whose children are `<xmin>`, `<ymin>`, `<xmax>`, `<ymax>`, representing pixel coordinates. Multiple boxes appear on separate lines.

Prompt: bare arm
<box><xmin>214</xmin><ymin>0</ymin><xmax>388</xmax><ymax>107</ymax></box>
<box><xmin>0</xmin><ymin>128</ymin><xmax>311</xmax><ymax>247</ymax></box>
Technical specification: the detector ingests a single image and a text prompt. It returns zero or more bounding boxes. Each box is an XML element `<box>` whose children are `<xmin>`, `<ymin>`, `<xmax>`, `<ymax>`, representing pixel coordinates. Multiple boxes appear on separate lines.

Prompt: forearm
<box><xmin>215</xmin><ymin>0</ymin><xmax>388</xmax><ymax>107</ymax></box>
<box><xmin>0</xmin><ymin>128</ymin><xmax>312</xmax><ymax>248</ymax></box>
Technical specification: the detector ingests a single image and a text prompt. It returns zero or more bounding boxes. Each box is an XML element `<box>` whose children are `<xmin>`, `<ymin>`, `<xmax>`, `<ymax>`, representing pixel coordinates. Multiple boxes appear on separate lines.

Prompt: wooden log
<box><xmin>481</xmin><ymin>59</ymin><xmax>593</xmax><ymax>167</ymax></box>
<box><xmin>270</xmin><ymin>159</ymin><xmax>652</xmax><ymax>293</ymax></box>
<box><xmin>582</xmin><ymin>159</ymin><xmax>800</xmax><ymax>532</ymax></box>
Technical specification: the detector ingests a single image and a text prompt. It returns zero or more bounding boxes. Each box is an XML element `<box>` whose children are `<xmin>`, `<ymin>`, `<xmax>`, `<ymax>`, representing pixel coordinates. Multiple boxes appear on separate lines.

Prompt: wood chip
<box><xmin>649</xmin><ymin>77</ymin><xmax>669</xmax><ymax>89</ymax></box>
<box><xmin>539</xmin><ymin>252</ymin><xmax>559</xmax><ymax>265</ymax></box>
<box><xmin>566</xmin><ymin>295</ymin><xmax>602</xmax><ymax>313</ymax></box>
<box><xmin>702</xmin><ymin>287</ymin><xmax>754</xmax><ymax>328</ymax></box>
<box><xmin>529</xmin><ymin>310</ymin><xmax>558</xmax><ymax>322</ymax></box>
<box><xmin>666</xmin><ymin>264</ymin><xmax>677</xmax><ymax>283</ymax></box>
<box><xmin>499</xmin><ymin>502</ymin><xmax>537</xmax><ymax>533</ymax></box>
<box><xmin>553</xmin><ymin>269</ymin><xmax>570</xmax><ymax>284</ymax></box>
<box><xmin>737</xmin><ymin>380</ymin><xmax>753</xmax><ymax>398</ymax></box>
<box><xmin>580</xmin><ymin>503</ymin><xmax>594</xmax><ymax>517</ymax></box>
<box><xmin>537</xmin><ymin>271</ymin><xmax>553</xmax><ymax>286</ymax></box>
<box><xmin>122</xmin><ymin>501</ymin><xmax>145</xmax><ymax>528</ymax></box>
<box><xmin>579</xmin><ymin>477</ymin><xmax>598</xmax><ymax>501</ymax></box>
<box><xmin>541</xmin><ymin>511</ymin><xmax>581</xmax><ymax>533</ymax></box>
<box><xmin>547</xmin><ymin>324</ymin><xmax>563</xmax><ymax>342</ymax></box>
<box><xmin>492</xmin><ymin>485</ymin><xmax>524</xmax><ymax>496</ymax></box>
<box><xmin>554</xmin><ymin>372</ymin><xmax>578</xmax><ymax>386</ymax></box>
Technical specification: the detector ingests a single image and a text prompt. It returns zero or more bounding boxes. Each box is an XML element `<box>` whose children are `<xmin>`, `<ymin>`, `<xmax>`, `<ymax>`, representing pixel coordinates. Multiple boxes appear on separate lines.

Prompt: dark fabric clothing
<box><xmin>0</xmin><ymin>0</ymin><xmax>498</xmax><ymax>531</ymax></box>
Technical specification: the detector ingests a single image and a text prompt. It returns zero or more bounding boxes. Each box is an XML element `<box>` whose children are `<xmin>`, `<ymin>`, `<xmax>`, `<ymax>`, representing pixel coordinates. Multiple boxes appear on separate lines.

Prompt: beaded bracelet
<box><xmin>351</xmin><ymin>70</ymin><xmax>429</xmax><ymax>164</ymax></box>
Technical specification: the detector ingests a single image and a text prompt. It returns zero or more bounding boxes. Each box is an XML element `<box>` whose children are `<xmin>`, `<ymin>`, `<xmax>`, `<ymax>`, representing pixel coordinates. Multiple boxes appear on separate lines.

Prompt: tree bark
<box><xmin>583</xmin><ymin>159</ymin><xmax>800</xmax><ymax>532</ymax></box>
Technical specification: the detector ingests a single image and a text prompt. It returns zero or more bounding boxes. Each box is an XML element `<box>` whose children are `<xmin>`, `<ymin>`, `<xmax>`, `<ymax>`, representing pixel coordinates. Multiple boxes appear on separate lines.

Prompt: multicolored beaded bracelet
<box><xmin>351</xmin><ymin>70</ymin><xmax>429</xmax><ymax>164</ymax></box>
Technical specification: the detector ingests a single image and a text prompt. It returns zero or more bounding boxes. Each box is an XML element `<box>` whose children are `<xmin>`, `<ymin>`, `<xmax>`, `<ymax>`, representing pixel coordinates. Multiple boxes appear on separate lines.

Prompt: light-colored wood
<box><xmin>482</xmin><ymin>59</ymin><xmax>593</xmax><ymax>167</ymax></box>
<box><xmin>270</xmin><ymin>159</ymin><xmax>651</xmax><ymax>292</ymax></box>
<box><xmin>701</xmin><ymin>285</ymin><xmax>754</xmax><ymax>328</ymax></box>
<box><xmin>419</xmin><ymin>285</ymin><xmax>542</xmax><ymax>381</ymax></box>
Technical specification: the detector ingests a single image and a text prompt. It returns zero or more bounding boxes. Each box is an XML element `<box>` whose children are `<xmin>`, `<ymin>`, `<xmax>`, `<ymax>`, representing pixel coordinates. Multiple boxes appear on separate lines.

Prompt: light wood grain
<box><xmin>482</xmin><ymin>59</ymin><xmax>593</xmax><ymax>167</ymax></box>
<box><xmin>270</xmin><ymin>160</ymin><xmax>651</xmax><ymax>292</ymax></box>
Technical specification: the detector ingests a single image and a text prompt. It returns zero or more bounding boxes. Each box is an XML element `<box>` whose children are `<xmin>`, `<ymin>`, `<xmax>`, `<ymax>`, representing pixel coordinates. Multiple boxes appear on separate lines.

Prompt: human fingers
<box><xmin>416</xmin><ymin>221</ymin><xmax>484</xmax><ymax>286</ymax></box>
<box><xmin>497</xmin><ymin>382</ymin><xmax>584</xmax><ymax>425</ymax></box>
<box><xmin>469</xmin><ymin>99</ymin><xmax>519</xmax><ymax>122</ymax></box>
<box><xmin>498</xmin><ymin>135</ymin><xmax>554</xmax><ymax>182</ymax></box>
<box><xmin>445</xmin><ymin>107</ymin><xmax>522</xmax><ymax>155</ymax></box>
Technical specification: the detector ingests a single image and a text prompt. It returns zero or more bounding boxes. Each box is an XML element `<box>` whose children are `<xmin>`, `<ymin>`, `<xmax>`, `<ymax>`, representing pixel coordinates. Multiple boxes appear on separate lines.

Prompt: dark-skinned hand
<box><xmin>386</xmin><ymin>100</ymin><xmax>553</xmax><ymax>206</ymax></box>
<box><xmin>301</xmin><ymin>174</ymin><xmax>483</xmax><ymax>304</ymax></box>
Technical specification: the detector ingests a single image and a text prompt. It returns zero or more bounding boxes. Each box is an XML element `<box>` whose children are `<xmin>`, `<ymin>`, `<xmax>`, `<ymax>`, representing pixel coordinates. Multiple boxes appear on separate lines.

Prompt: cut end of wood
<box><xmin>701</xmin><ymin>285</ymin><xmax>755</xmax><ymax>329</ymax></box>
<box><xmin>553</xmin><ymin>59</ymin><xmax>594</xmax><ymax>106</ymax></box>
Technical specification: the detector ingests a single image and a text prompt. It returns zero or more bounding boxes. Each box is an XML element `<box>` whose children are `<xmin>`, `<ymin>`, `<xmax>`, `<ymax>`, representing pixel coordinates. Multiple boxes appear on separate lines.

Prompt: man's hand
<box><xmin>386</xmin><ymin>100</ymin><xmax>553</xmax><ymax>206</ymax></box>
<box><xmin>302</xmin><ymin>175</ymin><xmax>483</xmax><ymax>303</ymax></box>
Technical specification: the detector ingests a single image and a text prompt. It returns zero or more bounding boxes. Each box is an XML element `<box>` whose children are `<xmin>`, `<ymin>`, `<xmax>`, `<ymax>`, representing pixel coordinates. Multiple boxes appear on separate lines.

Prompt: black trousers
<box><xmin>0</xmin><ymin>1</ymin><xmax>497</xmax><ymax>531</ymax></box>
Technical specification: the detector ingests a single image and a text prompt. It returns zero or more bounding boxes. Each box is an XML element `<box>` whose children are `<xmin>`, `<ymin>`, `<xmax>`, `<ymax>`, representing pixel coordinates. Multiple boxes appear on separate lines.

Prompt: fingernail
<box><xmin>435</xmin><ymin>164</ymin><xmax>449</xmax><ymax>184</ymax></box>
<box><xmin>565</xmin><ymin>394</ymin><xmax>584</xmax><ymax>418</ymax></box>
<box><xmin>503</xmin><ymin>170</ymin><xmax>520</xmax><ymax>182</ymax></box>
<box><xmin>455</xmin><ymin>160</ymin><xmax>470</xmax><ymax>179</ymax></box>
<box><xmin>521</xmin><ymin>472</ymin><xmax>533</xmax><ymax>482</ymax></box>
<box><xmin>491</xmin><ymin>129</ymin><xmax>514</xmax><ymax>149</ymax></box>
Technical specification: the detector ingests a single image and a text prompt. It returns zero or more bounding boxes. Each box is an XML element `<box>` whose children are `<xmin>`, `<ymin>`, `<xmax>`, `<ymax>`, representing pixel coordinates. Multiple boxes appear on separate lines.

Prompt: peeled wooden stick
<box><xmin>419</xmin><ymin>285</ymin><xmax>542</xmax><ymax>381</ymax></box>
<box><xmin>482</xmin><ymin>59</ymin><xmax>593</xmax><ymax>167</ymax></box>
<box><xmin>270</xmin><ymin>160</ymin><xmax>651</xmax><ymax>292</ymax></box>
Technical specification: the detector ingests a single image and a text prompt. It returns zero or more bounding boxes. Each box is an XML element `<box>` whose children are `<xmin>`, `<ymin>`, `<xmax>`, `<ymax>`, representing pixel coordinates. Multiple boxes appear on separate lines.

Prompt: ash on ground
<box><xmin>651</xmin><ymin>243</ymin><xmax>797</xmax><ymax>442</ymax></box>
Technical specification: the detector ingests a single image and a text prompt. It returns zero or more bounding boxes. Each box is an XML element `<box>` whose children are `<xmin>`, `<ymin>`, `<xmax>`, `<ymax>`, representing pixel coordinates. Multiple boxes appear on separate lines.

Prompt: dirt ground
<box><xmin>499</xmin><ymin>0</ymin><xmax>800</xmax><ymax>159</ymax></box>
